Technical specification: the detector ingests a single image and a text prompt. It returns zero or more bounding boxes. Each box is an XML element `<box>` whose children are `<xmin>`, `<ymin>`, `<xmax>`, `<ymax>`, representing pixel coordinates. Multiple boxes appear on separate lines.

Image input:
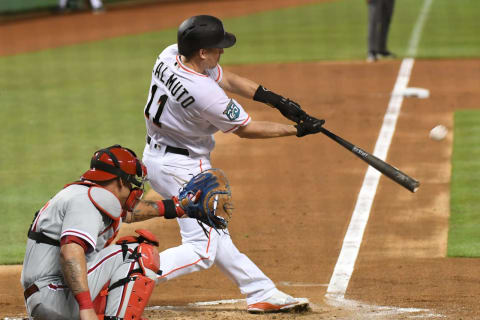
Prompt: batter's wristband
<box><xmin>74</xmin><ymin>291</ymin><xmax>93</xmax><ymax>310</ymax></box>
<box><xmin>253</xmin><ymin>85</ymin><xmax>281</xmax><ymax>106</ymax></box>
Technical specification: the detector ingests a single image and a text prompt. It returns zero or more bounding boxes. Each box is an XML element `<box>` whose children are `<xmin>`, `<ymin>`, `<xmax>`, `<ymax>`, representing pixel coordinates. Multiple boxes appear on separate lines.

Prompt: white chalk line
<box><xmin>407</xmin><ymin>0</ymin><xmax>434</xmax><ymax>58</ymax></box>
<box><xmin>147</xmin><ymin>297</ymin><xmax>316</xmax><ymax>311</ymax></box>
<box><xmin>278</xmin><ymin>281</ymin><xmax>328</xmax><ymax>287</ymax></box>
<box><xmin>326</xmin><ymin>0</ymin><xmax>437</xmax><ymax>318</ymax></box>
<box><xmin>146</xmin><ymin>298</ymin><xmax>246</xmax><ymax>311</ymax></box>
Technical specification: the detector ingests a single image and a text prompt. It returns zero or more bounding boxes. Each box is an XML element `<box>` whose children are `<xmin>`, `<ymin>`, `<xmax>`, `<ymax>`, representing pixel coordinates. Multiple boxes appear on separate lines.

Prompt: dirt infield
<box><xmin>1</xmin><ymin>0</ymin><xmax>480</xmax><ymax>319</ymax></box>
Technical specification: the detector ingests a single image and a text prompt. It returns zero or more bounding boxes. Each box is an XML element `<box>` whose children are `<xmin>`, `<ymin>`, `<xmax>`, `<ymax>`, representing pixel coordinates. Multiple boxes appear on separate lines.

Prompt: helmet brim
<box><xmin>213</xmin><ymin>32</ymin><xmax>236</xmax><ymax>49</ymax></box>
<box><xmin>81</xmin><ymin>168</ymin><xmax>117</xmax><ymax>182</ymax></box>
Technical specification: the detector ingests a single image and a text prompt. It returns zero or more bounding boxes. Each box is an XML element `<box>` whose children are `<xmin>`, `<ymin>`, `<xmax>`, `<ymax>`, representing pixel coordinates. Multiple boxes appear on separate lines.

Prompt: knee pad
<box><xmin>107</xmin><ymin>231</ymin><xmax>160</xmax><ymax>319</ymax></box>
<box><xmin>118</xmin><ymin>273</ymin><xmax>156</xmax><ymax>319</ymax></box>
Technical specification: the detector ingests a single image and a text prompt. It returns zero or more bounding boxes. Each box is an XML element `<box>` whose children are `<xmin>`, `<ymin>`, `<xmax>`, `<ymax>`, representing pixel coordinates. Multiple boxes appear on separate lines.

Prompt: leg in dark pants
<box><xmin>378</xmin><ymin>0</ymin><xmax>395</xmax><ymax>54</ymax></box>
<box><xmin>367</xmin><ymin>0</ymin><xmax>395</xmax><ymax>61</ymax></box>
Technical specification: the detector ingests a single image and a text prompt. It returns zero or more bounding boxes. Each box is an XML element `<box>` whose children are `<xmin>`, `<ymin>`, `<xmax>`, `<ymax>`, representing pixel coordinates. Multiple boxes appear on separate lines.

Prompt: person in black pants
<box><xmin>366</xmin><ymin>0</ymin><xmax>396</xmax><ymax>62</ymax></box>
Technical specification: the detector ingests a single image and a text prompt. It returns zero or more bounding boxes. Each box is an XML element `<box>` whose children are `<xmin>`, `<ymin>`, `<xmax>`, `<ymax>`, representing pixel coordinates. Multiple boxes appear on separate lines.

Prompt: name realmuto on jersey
<box><xmin>154</xmin><ymin>61</ymin><xmax>195</xmax><ymax>108</ymax></box>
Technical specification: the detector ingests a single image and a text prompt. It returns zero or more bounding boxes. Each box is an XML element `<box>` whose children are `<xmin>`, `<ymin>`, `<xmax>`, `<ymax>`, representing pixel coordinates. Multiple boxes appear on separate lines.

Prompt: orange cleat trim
<box><xmin>247</xmin><ymin>301</ymin><xmax>298</xmax><ymax>312</ymax></box>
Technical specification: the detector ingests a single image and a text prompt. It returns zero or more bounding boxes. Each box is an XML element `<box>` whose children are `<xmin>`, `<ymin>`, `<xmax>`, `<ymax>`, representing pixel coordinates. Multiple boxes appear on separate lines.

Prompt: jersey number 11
<box><xmin>144</xmin><ymin>84</ymin><xmax>167</xmax><ymax>127</ymax></box>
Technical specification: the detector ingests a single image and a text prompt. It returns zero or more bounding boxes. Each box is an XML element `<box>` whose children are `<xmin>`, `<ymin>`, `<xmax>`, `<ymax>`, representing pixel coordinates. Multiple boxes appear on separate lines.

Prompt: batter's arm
<box><xmin>221</xmin><ymin>71</ymin><xmax>307</xmax><ymax>124</ymax></box>
<box><xmin>219</xmin><ymin>70</ymin><xmax>258</xmax><ymax>99</ymax></box>
<box><xmin>233</xmin><ymin>120</ymin><xmax>297</xmax><ymax>139</ymax></box>
<box><xmin>60</xmin><ymin>243</ymin><xmax>97</xmax><ymax>319</ymax></box>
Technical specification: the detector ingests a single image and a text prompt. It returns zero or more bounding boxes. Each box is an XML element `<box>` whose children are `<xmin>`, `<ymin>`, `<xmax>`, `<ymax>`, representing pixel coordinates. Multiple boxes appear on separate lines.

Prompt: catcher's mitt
<box><xmin>178</xmin><ymin>169</ymin><xmax>234</xmax><ymax>231</ymax></box>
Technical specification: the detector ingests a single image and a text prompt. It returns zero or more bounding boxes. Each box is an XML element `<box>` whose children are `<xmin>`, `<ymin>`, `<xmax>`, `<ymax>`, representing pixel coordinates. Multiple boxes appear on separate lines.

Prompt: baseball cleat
<box><xmin>247</xmin><ymin>290</ymin><xmax>310</xmax><ymax>314</ymax></box>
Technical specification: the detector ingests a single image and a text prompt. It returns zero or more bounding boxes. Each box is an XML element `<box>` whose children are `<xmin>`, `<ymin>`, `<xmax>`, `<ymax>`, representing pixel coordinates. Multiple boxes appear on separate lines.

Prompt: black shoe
<box><xmin>377</xmin><ymin>50</ymin><xmax>396</xmax><ymax>59</ymax></box>
<box><xmin>366</xmin><ymin>51</ymin><xmax>377</xmax><ymax>62</ymax></box>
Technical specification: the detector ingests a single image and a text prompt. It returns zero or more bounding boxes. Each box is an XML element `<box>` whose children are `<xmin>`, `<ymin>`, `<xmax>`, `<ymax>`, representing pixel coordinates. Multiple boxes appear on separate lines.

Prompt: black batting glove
<box><xmin>295</xmin><ymin>115</ymin><xmax>325</xmax><ymax>137</ymax></box>
<box><xmin>253</xmin><ymin>85</ymin><xmax>307</xmax><ymax>123</ymax></box>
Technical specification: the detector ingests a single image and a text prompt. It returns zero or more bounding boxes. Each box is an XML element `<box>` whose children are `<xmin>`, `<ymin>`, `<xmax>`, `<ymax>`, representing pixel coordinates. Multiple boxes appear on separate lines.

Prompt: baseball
<box><xmin>429</xmin><ymin>125</ymin><xmax>448</xmax><ymax>141</ymax></box>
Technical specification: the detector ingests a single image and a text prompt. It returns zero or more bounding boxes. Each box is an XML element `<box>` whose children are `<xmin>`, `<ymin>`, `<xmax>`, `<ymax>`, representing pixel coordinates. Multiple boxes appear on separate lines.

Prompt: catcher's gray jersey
<box><xmin>21</xmin><ymin>184</ymin><xmax>120</xmax><ymax>291</ymax></box>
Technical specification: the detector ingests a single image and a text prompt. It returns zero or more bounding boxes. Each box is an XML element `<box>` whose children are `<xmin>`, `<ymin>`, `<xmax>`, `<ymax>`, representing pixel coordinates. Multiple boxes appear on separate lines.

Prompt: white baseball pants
<box><xmin>143</xmin><ymin>143</ymin><xmax>276</xmax><ymax>304</ymax></box>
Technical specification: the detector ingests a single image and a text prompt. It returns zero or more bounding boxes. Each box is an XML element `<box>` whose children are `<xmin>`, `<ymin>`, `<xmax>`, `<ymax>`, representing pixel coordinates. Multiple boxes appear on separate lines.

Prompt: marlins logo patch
<box><xmin>223</xmin><ymin>99</ymin><xmax>240</xmax><ymax>121</ymax></box>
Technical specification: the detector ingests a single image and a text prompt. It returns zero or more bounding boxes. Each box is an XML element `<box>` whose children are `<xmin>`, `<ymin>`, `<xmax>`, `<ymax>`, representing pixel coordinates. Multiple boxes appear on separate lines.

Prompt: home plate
<box><xmin>393</xmin><ymin>87</ymin><xmax>430</xmax><ymax>99</ymax></box>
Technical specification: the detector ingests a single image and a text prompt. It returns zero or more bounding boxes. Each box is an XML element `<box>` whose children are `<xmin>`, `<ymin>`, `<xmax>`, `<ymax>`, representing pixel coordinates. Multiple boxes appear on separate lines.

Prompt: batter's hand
<box><xmin>295</xmin><ymin>115</ymin><xmax>325</xmax><ymax>137</ymax></box>
<box><xmin>274</xmin><ymin>98</ymin><xmax>308</xmax><ymax>123</ymax></box>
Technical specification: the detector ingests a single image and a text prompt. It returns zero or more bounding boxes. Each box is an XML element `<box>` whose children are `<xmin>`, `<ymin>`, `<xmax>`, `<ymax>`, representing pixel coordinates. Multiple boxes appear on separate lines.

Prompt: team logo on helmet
<box><xmin>223</xmin><ymin>99</ymin><xmax>240</xmax><ymax>121</ymax></box>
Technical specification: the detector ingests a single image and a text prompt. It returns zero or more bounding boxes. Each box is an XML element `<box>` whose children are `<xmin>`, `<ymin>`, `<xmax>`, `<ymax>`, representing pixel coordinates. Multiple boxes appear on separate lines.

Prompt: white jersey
<box><xmin>143</xmin><ymin>44</ymin><xmax>251</xmax><ymax>156</ymax></box>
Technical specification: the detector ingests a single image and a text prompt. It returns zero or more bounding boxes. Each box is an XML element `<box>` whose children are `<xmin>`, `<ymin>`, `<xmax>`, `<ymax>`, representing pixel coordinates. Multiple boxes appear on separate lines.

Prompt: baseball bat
<box><xmin>319</xmin><ymin>127</ymin><xmax>420</xmax><ymax>193</ymax></box>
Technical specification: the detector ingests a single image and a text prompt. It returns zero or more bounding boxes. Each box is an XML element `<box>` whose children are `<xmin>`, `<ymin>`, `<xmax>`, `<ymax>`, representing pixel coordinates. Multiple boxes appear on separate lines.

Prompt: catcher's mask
<box><xmin>177</xmin><ymin>15</ymin><xmax>236</xmax><ymax>57</ymax></box>
<box><xmin>81</xmin><ymin>145</ymin><xmax>147</xmax><ymax>211</ymax></box>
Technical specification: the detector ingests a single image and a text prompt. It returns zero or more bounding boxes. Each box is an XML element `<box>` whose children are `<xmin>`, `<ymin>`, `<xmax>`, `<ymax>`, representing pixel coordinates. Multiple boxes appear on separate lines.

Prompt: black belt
<box><xmin>28</xmin><ymin>229</ymin><xmax>60</xmax><ymax>247</ymax></box>
<box><xmin>146</xmin><ymin>136</ymin><xmax>189</xmax><ymax>156</ymax></box>
<box><xmin>24</xmin><ymin>283</ymin><xmax>39</xmax><ymax>300</ymax></box>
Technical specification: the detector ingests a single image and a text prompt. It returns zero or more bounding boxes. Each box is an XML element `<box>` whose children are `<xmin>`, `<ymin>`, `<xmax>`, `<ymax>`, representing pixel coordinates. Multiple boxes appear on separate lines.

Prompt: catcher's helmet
<box><xmin>177</xmin><ymin>15</ymin><xmax>236</xmax><ymax>57</ymax></box>
<box><xmin>81</xmin><ymin>145</ymin><xmax>146</xmax><ymax>187</ymax></box>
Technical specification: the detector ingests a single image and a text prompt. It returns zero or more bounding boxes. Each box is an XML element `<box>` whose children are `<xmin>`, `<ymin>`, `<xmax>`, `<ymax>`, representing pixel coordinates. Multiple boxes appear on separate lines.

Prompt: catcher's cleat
<box><xmin>247</xmin><ymin>290</ymin><xmax>310</xmax><ymax>314</ymax></box>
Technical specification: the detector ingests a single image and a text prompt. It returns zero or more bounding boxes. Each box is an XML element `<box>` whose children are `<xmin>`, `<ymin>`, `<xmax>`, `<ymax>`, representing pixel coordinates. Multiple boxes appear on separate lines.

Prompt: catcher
<box><xmin>21</xmin><ymin>145</ymin><xmax>229</xmax><ymax>320</ymax></box>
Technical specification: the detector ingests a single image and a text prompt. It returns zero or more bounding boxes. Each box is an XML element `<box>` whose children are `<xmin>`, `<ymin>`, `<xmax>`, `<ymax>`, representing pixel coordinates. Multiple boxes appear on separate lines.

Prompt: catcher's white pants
<box><xmin>143</xmin><ymin>144</ymin><xmax>276</xmax><ymax>304</ymax></box>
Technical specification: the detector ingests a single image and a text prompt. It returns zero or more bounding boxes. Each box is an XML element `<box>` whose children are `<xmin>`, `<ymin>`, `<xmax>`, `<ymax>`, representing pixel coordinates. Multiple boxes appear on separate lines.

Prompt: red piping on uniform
<box><xmin>199</xmin><ymin>159</ymin><xmax>203</xmax><ymax>172</ymax></box>
<box><xmin>176</xmin><ymin>56</ymin><xmax>207</xmax><ymax>77</ymax></box>
<box><xmin>62</xmin><ymin>229</ymin><xmax>96</xmax><ymax>248</ymax></box>
<box><xmin>116</xmin><ymin>261</ymin><xmax>136</xmax><ymax>317</ymax></box>
<box><xmin>32</xmin><ymin>201</ymin><xmax>50</xmax><ymax>232</ymax></box>
<box><xmin>215</xmin><ymin>65</ymin><xmax>221</xmax><ymax>82</ymax></box>
<box><xmin>47</xmin><ymin>284</ymin><xmax>68</xmax><ymax>290</ymax></box>
<box><xmin>159</xmin><ymin>256</ymin><xmax>210</xmax><ymax>279</ymax></box>
<box><xmin>224</xmin><ymin>115</ymin><xmax>251</xmax><ymax>133</ymax></box>
<box><xmin>206</xmin><ymin>227</ymin><xmax>212</xmax><ymax>254</ymax></box>
<box><xmin>159</xmin><ymin>227</ymin><xmax>213</xmax><ymax>278</ymax></box>
<box><xmin>87</xmin><ymin>248</ymin><xmax>133</xmax><ymax>274</ymax></box>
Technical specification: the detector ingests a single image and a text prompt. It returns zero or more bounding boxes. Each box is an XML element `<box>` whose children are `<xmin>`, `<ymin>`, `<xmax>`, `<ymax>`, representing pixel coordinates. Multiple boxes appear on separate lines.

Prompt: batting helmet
<box><xmin>177</xmin><ymin>15</ymin><xmax>236</xmax><ymax>57</ymax></box>
<box><xmin>81</xmin><ymin>145</ymin><xmax>146</xmax><ymax>187</ymax></box>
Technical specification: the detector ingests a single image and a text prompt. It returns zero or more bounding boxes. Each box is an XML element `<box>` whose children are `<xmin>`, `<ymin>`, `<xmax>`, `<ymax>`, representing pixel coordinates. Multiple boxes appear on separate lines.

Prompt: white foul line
<box><xmin>325</xmin><ymin>58</ymin><xmax>414</xmax><ymax>297</ymax></box>
<box><xmin>326</xmin><ymin>0</ymin><xmax>434</xmax><ymax>300</ymax></box>
<box><xmin>407</xmin><ymin>0</ymin><xmax>434</xmax><ymax>58</ymax></box>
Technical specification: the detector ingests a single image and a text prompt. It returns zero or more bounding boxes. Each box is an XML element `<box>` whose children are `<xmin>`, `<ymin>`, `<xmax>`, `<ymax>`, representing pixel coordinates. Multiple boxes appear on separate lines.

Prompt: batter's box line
<box><xmin>325</xmin><ymin>294</ymin><xmax>445</xmax><ymax>319</ymax></box>
<box><xmin>147</xmin><ymin>297</ymin><xmax>317</xmax><ymax>311</ymax></box>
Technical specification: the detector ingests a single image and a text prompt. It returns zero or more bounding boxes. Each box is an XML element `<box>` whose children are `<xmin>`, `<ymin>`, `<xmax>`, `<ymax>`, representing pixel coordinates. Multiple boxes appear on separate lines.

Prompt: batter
<box><xmin>142</xmin><ymin>15</ymin><xmax>325</xmax><ymax>313</ymax></box>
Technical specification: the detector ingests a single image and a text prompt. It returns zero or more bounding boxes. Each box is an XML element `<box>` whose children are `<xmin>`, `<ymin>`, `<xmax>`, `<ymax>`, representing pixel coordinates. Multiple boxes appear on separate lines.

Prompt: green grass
<box><xmin>448</xmin><ymin>111</ymin><xmax>480</xmax><ymax>257</ymax></box>
<box><xmin>418</xmin><ymin>0</ymin><xmax>480</xmax><ymax>59</ymax></box>
<box><xmin>1</xmin><ymin>0</ymin><xmax>479</xmax><ymax>263</ymax></box>
<box><xmin>0</xmin><ymin>0</ymin><xmax>57</xmax><ymax>13</ymax></box>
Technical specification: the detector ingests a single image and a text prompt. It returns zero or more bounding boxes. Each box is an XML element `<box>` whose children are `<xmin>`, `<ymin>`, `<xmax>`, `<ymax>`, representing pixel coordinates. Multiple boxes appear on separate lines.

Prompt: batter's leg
<box><xmin>143</xmin><ymin>148</ymin><xmax>220</xmax><ymax>280</ymax></box>
<box><xmin>158</xmin><ymin>232</ymin><xmax>218</xmax><ymax>281</ymax></box>
<box><xmin>214</xmin><ymin>233</ymin><xmax>276</xmax><ymax>305</ymax></box>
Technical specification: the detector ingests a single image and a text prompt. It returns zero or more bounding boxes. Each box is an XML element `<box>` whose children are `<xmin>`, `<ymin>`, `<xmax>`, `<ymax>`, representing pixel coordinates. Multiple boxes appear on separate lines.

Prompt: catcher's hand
<box><xmin>178</xmin><ymin>169</ymin><xmax>233</xmax><ymax>230</ymax></box>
